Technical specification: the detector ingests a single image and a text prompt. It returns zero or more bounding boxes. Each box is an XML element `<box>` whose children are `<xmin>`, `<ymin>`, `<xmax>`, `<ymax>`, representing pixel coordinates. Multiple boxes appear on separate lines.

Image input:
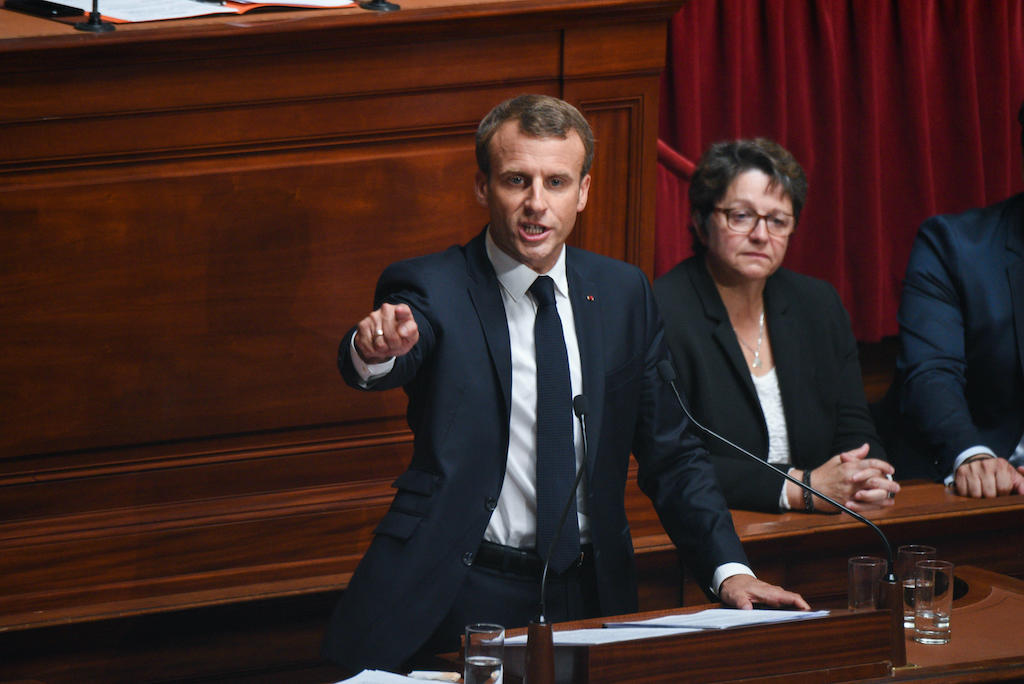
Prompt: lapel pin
<box><xmin>586</xmin><ymin>295</ymin><xmax>595</xmax><ymax>302</ymax></box>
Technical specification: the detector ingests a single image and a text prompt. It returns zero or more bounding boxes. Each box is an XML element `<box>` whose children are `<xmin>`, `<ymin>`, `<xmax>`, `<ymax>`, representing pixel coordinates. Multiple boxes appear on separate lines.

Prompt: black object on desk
<box><xmin>6</xmin><ymin>0</ymin><xmax>85</xmax><ymax>17</ymax></box>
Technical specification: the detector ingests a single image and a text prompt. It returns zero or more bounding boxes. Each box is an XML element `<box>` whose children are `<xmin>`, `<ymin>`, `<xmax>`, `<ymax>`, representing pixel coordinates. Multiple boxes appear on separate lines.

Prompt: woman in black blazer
<box><xmin>654</xmin><ymin>138</ymin><xmax>898</xmax><ymax>513</ymax></box>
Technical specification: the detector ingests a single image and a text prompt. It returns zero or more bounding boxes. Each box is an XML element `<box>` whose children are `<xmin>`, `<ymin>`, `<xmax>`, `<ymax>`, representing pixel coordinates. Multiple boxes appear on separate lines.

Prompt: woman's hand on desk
<box><xmin>790</xmin><ymin>443</ymin><xmax>899</xmax><ymax>513</ymax></box>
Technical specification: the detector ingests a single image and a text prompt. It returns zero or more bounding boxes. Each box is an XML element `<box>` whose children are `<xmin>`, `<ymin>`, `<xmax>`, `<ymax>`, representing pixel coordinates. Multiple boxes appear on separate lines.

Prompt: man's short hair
<box><xmin>688</xmin><ymin>138</ymin><xmax>808</xmax><ymax>255</ymax></box>
<box><xmin>476</xmin><ymin>94</ymin><xmax>595</xmax><ymax>178</ymax></box>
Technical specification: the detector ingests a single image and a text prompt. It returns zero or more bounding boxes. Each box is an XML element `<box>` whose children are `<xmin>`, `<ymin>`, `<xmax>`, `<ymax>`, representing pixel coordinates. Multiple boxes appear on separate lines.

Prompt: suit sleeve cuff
<box><xmin>350</xmin><ymin>335</ymin><xmax>395</xmax><ymax>386</ymax></box>
<box><xmin>944</xmin><ymin>446</ymin><xmax>998</xmax><ymax>486</ymax></box>
<box><xmin>711</xmin><ymin>563</ymin><xmax>755</xmax><ymax>597</ymax></box>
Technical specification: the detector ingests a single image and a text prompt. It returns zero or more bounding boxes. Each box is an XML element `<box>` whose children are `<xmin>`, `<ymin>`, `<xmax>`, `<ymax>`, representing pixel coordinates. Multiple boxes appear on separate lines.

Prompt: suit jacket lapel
<box><xmin>689</xmin><ymin>258</ymin><xmax>760</xmax><ymax>406</ymax></box>
<box><xmin>1005</xmin><ymin>202</ymin><xmax>1024</xmax><ymax>388</ymax></box>
<box><xmin>465</xmin><ymin>232</ymin><xmax>513</xmax><ymax>419</ymax></box>
<box><xmin>763</xmin><ymin>276</ymin><xmax>805</xmax><ymax>459</ymax></box>
<box><xmin>567</xmin><ymin>253</ymin><xmax>604</xmax><ymax>485</ymax></box>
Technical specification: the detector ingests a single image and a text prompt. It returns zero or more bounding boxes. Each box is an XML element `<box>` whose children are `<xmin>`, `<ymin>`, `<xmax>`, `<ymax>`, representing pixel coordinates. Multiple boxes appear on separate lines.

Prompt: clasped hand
<box><xmin>803</xmin><ymin>444</ymin><xmax>899</xmax><ymax>513</ymax></box>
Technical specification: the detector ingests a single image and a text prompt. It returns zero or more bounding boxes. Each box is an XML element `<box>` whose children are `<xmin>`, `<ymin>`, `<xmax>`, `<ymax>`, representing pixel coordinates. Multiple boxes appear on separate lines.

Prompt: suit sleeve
<box><xmin>632</xmin><ymin>276</ymin><xmax>748</xmax><ymax>590</ymax></box>
<box><xmin>897</xmin><ymin>218</ymin><xmax>980</xmax><ymax>476</ymax></box>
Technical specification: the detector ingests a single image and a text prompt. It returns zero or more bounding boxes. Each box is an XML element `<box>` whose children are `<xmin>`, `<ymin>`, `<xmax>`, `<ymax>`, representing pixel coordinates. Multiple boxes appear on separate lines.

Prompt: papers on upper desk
<box><xmin>607</xmin><ymin>607</ymin><xmax>831</xmax><ymax>630</ymax></box>
<box><xmin>54</xmin><ymin>0</ymin><xmax>354</xmax><ymax>23</ymax></box>
<box><xmin>504</xmin><ymin>608</ymin><xmax>831</xmax><ymax>648</ymax></box>
<box><xmin>336</xmin><ymin>670</ymin><xmax>447</xmax><ymax>683</ymax></box>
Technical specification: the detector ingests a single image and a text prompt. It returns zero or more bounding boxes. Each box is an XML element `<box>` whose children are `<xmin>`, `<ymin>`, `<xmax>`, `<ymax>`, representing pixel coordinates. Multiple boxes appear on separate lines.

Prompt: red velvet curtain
<box><xmin>657</xmin><ymin>0</ymin><xmax>1024</xmax><ymax>341</ymax></box>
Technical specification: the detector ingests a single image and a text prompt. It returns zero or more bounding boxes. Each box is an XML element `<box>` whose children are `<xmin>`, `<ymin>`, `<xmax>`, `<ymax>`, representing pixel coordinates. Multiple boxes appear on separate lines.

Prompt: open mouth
<box><xmin>521</xmin><ymin>222</ymin><xmax>549</xmax><ymax>238</ymax></box>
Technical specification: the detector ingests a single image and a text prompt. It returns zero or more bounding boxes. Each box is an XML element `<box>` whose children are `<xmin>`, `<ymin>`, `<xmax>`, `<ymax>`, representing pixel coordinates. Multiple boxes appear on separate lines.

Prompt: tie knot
<box><xmin>529</xmin><ymin>275</ymin><xmax>557</xmax><ymax>309</ymax></box>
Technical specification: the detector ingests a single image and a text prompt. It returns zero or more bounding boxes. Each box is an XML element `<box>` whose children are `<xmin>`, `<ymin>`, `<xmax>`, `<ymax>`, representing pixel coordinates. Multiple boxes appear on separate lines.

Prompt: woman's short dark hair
<box><xmin>476</xmin><ymin>94</ymin><xmax>595</xmax><ymax>179</ymax></box>
<box><xmin>688</xmin><ymin>138</ymin><xmax>808</xmax><ymax>254</ymax></box>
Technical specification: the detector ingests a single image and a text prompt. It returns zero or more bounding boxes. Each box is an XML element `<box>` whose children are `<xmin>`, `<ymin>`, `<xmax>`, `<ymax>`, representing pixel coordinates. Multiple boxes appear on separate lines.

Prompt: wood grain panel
<box><xmin>1</xmin><ymin>137</ymin><xmax>486</xmax><ymax>457</ymax></box>
<box><xmin>0</xmin><ymin>1</ymin><xmax>680</xmax><ymax>679</ymax></box>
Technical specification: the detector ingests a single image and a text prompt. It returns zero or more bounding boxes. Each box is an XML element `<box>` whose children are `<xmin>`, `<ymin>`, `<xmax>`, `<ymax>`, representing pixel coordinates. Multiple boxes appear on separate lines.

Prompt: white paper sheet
<box><xmin>505</xmin><ymin>625</ymin><xmax>699</xmax><ymax>647</ymax></box>
<box><xmin>336</xmin><ymin>670</ymin><xmax>430</xmax><ymax>683</ymax></box>
<box><xmin>56</xmin><ymin>0</ymin><xmax>352</xmax><ymax>22</ymax></box>
<box><xmin>605</xmin><ymin>608</ymin><xmax>831</xmax><ymax>630</ymax></box>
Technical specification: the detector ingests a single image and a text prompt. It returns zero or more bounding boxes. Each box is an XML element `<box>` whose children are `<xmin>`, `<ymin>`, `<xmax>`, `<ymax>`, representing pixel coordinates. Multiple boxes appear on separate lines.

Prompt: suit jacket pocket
<box><xmin>374</xmin><ymin>468</ymin><xmax>439</xmax><ymax>541</ymax></box>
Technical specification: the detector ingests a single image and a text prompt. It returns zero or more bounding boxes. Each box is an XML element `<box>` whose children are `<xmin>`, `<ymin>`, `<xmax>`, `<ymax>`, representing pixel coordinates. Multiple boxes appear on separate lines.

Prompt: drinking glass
<box><xmin>896</xmin><ymin>544</ymin><xmax>936</xmax><ymax>628</ymax></box>
<box><xmin>848</xmin><ymin>555</ymin><xmax>885</xmax><ymax>611</ymax></box>
<box><xmin>913</xmin><ymin>560</ymin><xmax>954</xmax><ymax>645</ymax></box>
<box><xmin>464</xmin><ymin>623</ymin><xmax>503</xmax><ymax>684</ymax></box>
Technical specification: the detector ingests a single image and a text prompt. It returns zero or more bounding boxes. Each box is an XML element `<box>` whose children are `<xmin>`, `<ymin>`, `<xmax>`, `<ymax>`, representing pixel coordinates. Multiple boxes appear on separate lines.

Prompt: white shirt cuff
<box><xmin>778</xmin><ymin>468</ymin><xmax>793</xmax><ymax>511</ymax></box>
<box><xmin>943</xmin><ymin>446</ymin><xmax>998</xmax><ymax>486</ymax></box>
<box><xmin>711</xmin><ymin>563</ymin><xmax>755</xmax><ymax>597</ymax></box>
<box><xmin>350</xmin><ymin>335</ymin><xmax>395</xmax><ymax>385</ymax></box>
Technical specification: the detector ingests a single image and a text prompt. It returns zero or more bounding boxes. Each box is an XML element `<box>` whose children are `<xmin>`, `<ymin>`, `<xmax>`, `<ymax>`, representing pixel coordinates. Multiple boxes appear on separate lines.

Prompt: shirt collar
<box><xmin>485</xmin><ymin>227</ymin><xmax>569</xmax><ymax>302</ymax></box>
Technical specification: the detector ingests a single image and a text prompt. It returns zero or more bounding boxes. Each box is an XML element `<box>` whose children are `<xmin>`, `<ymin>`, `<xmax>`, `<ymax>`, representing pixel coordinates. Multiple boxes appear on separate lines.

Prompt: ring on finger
<box><xmin>375</xmin><ymin>328</ymin><xmax>384</xmax><ymax>337</ymax></box>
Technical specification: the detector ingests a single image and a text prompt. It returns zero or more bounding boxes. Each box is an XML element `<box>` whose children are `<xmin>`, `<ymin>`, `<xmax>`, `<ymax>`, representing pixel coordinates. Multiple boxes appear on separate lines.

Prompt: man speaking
<box><xmin>322</xmin><ymin>94</ymin><xmax>808</xmax><ymax>673</ymax></box>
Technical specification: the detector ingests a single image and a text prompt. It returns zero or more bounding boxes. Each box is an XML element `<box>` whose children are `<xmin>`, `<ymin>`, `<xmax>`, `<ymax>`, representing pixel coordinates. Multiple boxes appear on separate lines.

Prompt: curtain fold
<box><xmin>657</xmin><ymin>0</ymin><xmax>1024</xmax><ymax>341</ymax></box>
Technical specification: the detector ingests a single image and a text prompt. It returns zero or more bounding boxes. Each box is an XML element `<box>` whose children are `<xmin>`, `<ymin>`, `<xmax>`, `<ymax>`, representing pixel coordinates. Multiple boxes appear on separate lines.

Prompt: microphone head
<box><xmin>572</xmin><ymin>394</ymin><xmax>588</xmax><ymax>417</ymax></box>
<box><xmin>656</xmin><ymin>359</ymin><xmax>677</xmax><ymax>383</ymax></box>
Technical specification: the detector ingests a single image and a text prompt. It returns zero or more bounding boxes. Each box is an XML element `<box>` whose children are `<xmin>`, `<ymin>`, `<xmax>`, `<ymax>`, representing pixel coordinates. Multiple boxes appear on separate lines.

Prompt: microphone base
<box><xmin>881</xmin><ymin>575</ymin><xmax>907</xmax><ymax>668</ymax></box>
<box><xmin>525</xmin><ymin>619</ymin><xmax>554</xmax><ymax>684</ymax></box>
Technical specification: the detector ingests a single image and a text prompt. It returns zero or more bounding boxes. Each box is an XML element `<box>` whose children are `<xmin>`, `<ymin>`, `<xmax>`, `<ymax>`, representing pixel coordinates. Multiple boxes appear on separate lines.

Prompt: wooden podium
<box><xmin>501</xmin><ymin>607</ymin><xmax>896</xmax><ymax>683</ymax></box>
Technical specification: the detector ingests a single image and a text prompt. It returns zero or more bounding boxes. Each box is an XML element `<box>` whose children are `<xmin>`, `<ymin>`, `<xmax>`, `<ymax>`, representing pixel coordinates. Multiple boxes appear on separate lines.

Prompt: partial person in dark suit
<box><xmin>322</xmin><ymin>96</ymin><xmax>808</xmax><ymax>673</ymax></box>
<box><xmin>892</xmin><ymin>100</ymin><xmax>1024</xmax><ymax>498</ymax></box>
<box><xmin>654</xmin><ymin>139</ymin><xmax>898</xmax><ymax>514</ymax></box>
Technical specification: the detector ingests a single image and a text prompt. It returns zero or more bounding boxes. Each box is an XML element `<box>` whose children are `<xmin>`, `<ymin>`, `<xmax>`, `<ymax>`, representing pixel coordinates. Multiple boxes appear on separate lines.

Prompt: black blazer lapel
<box><xmin>465</xmin><ymin>232</ymin><xmax>513</xmax><ymax>420</ymax></box>
<box><xmin>568</xmin><ymin>256</ymin><xmax>604</xmax><ymax>485</ymax></box>
<box><xmin>763</xmin><ymin>277</ymin><xmax>805</xmax><ymax>462</ymax></box>
<box><xmin>690</xmin><ymin>259</ymin><xmax>761</xmax><ymax>411</ymax></box>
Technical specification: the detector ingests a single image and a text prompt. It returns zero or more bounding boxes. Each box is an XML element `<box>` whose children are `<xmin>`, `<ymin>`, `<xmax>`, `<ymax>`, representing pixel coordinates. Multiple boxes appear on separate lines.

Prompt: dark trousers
<box><xmin>410</xmin><ymin>549</ymin><xmax>600</xmax><ymax>667</ymax></box>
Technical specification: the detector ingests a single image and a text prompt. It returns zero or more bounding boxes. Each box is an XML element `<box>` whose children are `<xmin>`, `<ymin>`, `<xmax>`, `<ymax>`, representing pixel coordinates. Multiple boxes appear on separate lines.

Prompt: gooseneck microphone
<box><xmin>526</xmin><ymin>394</ymin><xmax>589</xmax><ymax>684</ymax></box>
<box><xmin>655</xmin><ymin>360</ymin><xmax>894</xmax><ymax>571</ymax></box>
<box><xmin>656</xmin><ymin>360</ymin><xmax>905</xmax><ymax>666</ymax></box>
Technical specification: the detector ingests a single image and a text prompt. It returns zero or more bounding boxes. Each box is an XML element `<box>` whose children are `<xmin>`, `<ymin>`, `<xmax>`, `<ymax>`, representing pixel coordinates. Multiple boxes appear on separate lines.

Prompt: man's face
<box><xmin>475</xmin><ymin>120</ymin><xmax>591</xmax><ymax>274</ymax></box>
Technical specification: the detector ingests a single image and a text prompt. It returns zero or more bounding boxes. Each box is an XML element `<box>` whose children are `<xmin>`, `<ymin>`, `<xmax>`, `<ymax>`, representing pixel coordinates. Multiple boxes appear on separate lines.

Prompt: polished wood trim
<box><xmin>502</xmin><ymin>605</ymin><xmax>893</xmax><ymax>684</ymax></box>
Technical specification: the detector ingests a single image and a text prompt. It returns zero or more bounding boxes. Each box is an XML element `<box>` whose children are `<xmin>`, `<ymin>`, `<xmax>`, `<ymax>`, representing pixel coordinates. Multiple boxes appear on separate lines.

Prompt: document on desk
<box><xmin>606</xmin><ymin>608</ymin><xmax>831</xmax><ymax>630</ymax></box>
<box><xmin>53</xmin><ymin>0</ymin><xmax>353</xmax><ymax>22</ymax></box>
<box><xmin>335</xmin><ymin>671</ymin><xmax>431</xmax><ymax>683</ymax></box>
<box><xmin>505</xmin><ymin>625</ymin><xmax>699</xmax><ymax>647</ymax></box>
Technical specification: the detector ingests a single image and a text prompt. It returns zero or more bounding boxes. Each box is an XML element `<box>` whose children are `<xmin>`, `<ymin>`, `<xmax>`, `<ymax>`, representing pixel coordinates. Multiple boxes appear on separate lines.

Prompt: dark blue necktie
<box><xmin>529</xmin><ymin>275</ymin><xmax>580</xmax><ymax>574</ymax></box>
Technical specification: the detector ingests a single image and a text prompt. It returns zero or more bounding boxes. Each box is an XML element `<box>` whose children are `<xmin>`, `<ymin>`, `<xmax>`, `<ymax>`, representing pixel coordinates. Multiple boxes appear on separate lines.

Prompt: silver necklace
<box><xmin>736</xmin><ymin>311</ymin><xmax>765</xmax><ymax>369</ymax></box>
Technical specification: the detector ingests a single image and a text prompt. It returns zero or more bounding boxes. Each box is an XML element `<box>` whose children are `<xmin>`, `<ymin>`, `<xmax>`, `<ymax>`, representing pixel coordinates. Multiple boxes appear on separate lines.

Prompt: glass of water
<box><xmin>913</xmin><ymin>559</ymin><xmax>954</xmax><ymax>645</ymax></box>
<box><xmin>464</xmin><ymin>623</ymin><xmax>503</xmax><ymax>684</ymax></box>
<box><xmin>896</xmin><ymin>544</ymin><xmax>936</xmax><ymax>628</ymax></box>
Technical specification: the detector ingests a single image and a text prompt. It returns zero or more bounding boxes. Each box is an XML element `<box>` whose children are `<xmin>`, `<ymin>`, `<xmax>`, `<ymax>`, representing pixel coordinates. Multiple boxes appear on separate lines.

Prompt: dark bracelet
<box><xmin>802</xmin><ymin>469</ymin><xmax>815</xmax><ymax>513</ymax></box>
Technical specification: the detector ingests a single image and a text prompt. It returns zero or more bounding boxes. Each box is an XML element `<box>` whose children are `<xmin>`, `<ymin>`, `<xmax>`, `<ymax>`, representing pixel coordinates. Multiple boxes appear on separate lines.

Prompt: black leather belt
<box><xmin>474</xmin><ymin>540</ymin><xmax>593</xmax><ymax>578</ymax></box>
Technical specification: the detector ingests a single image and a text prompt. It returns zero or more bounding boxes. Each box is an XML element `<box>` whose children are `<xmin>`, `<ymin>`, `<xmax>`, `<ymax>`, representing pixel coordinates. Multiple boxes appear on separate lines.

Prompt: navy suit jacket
<box><xmin>654</xmin><ymin>256</ymin><xmax>885</xmax><ymax>512</ymax></box>
<box><xmin>894</xmin><ymin>193</ymin><xmax>1024</xmax><ymax>480</ymax></box>
<box><xmin>322</xmin><ymin>231</ymin><xmax>747</xmax><ymax>671</ymax></box>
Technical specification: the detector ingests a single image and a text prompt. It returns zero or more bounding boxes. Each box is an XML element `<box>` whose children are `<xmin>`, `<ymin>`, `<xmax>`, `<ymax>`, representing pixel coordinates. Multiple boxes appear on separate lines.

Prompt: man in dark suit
<box><xmin>894</xmin><ymin>100</ymin><xmax>1024</xmax><ymax>498</ymax></box>
<box><xmin>322</xmin><ymin>95</ymin><xmax>807</xmax><ymax>673</ymax></box>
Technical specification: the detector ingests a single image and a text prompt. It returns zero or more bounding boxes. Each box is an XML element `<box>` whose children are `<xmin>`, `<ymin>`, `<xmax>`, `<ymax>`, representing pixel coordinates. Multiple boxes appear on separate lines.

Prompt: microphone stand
<box><xmin>656</xmin><ymin>361</ymin><xmax>906</xmax><ymax>667</ymax></box>
<box><xmin>525</xmin><ymin>395</ymin><xmax>589</xmax><ymax>684</ymax></box>
<box><xmin>75</xmin><ymin>0</ymin><xmax>114</xmax><ymax>31</ymax></box>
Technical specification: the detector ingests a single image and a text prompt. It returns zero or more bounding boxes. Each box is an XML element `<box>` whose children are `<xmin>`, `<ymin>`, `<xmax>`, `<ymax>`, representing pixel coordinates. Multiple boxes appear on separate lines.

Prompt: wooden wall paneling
<box><xmin>0</xmin><ymin>1</ymin><xmax>683</xmax><ymax>679</ymax></box>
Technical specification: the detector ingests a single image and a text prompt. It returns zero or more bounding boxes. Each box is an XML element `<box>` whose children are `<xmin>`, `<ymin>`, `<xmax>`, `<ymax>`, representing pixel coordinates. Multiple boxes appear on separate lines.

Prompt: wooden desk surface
<box><xmin>0</xmin><ymin>0</ymin><xmax>676</xmax><ymax>45</ymax></box>
<box><xmin>497</xmin><ymin>565</ymin><xmax>1024</xmax><ymax>684</ymax></box>
<box><xmin>625</xmin><ymin>481</ymin><xmax>1024</xmax><ymax>608</ymax></box>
